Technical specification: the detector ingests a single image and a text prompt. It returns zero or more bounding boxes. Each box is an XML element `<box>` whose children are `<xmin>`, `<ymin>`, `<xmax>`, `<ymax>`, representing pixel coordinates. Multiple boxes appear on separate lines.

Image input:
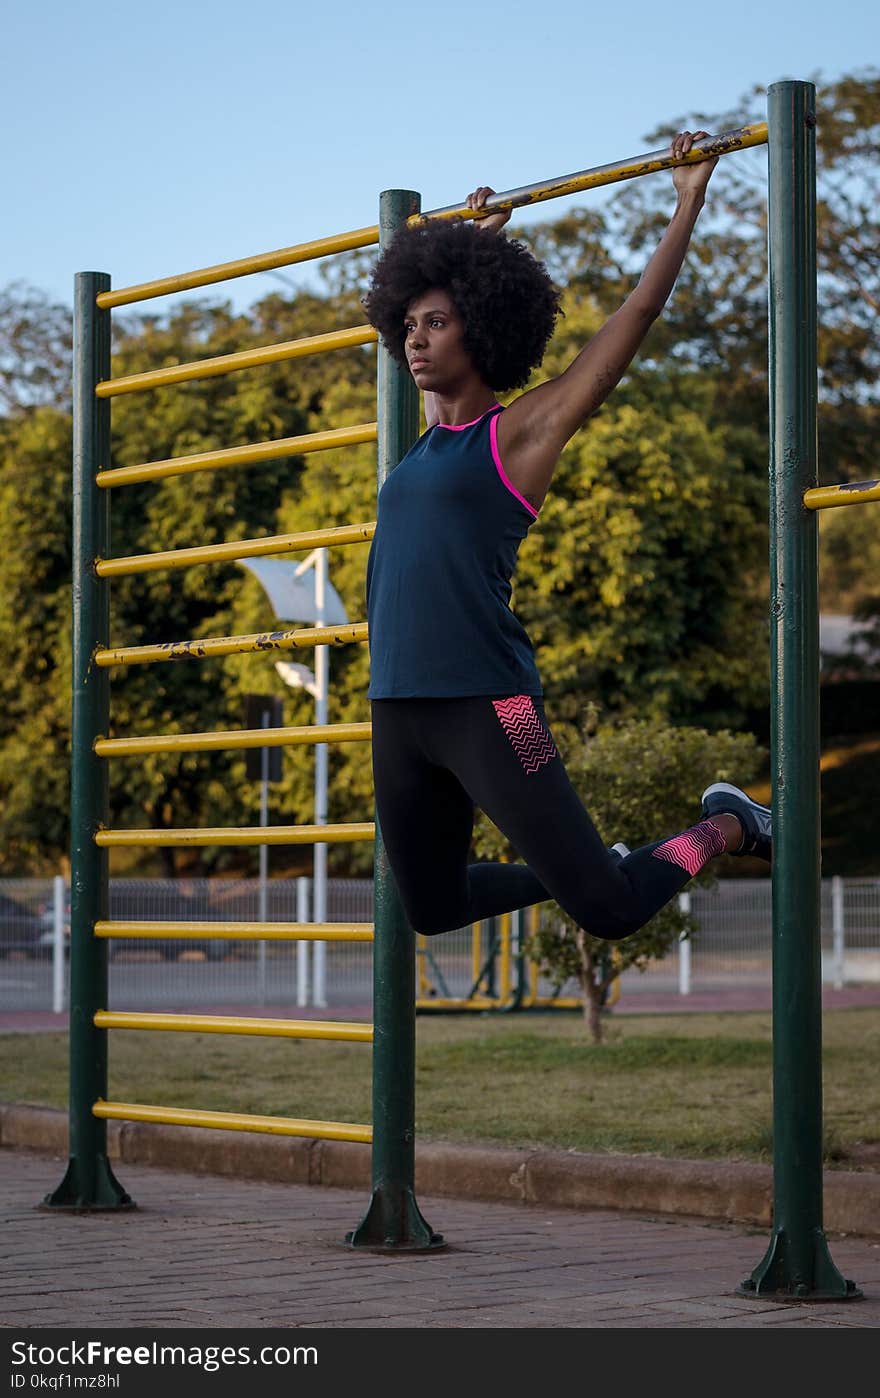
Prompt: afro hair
<box><xmin>362</xmin><ymin>218</ymin><xmax>562</xmax><ymax>393</ymax></box>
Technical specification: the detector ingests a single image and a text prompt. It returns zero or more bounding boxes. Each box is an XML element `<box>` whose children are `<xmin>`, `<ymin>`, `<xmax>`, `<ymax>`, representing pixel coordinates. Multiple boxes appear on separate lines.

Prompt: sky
<box><xmin>6</xmin><ymin>0</ymin><xmax>878</xmax><ymax>318</ymax></box>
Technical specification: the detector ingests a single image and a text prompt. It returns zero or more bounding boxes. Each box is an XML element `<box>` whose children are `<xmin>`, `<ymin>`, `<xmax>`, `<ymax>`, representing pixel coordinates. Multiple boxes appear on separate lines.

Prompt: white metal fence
<box><xmin>2</xmin><ymin>876</ymin><xmax>879</xmax><ymax>1015</ymax></box>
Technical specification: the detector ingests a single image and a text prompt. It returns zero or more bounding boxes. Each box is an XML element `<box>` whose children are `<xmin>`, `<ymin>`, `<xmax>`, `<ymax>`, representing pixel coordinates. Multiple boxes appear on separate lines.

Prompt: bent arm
<box><xmin>421</xmin><ymin>188</ymin><xmax>510</xmax><ymax>432</ymax></box>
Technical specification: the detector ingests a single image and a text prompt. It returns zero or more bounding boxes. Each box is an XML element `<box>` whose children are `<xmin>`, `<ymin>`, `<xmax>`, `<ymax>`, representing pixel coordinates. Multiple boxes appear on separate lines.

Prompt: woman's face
<box><xmin>403</xmin><ymin>288</ymin><xmax>478</xmax><ymax>393</ymax></box>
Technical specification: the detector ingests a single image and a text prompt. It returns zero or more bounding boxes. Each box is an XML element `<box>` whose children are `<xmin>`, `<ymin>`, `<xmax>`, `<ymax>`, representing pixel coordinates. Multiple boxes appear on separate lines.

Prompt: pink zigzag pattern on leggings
<box><xmin>651</xmin><ymin>820</ymin><xmax>726</xmax><ymax>877</ymax></box>
<box><xmin>492</xmin><ymin>696</ymin><xmax>557</xmax><ymax>774</ymax></box>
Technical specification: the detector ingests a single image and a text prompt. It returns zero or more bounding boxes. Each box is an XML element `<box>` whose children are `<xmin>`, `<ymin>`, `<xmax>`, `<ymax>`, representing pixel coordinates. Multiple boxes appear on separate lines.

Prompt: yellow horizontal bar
<box><xmin>804</xmin><ymin>479</ymin><xmax>880</xmax><ymax>510</ymax></box>
<box><xmin>93</xmin><ymin>1100</ymin><xmax>372</xmax><ymax>1145</ymax></box>
<box><xmin>96</xmin><ymin>521</ymin><xmax>376</xmax><ymax>578</ymax></box>
<box><xmin>96</xmin><ymin>422</ymin><xmax>377</xmax><ymax>488</ymax></box>
<box><xmin>96</xmin><ymin>324</ymin><xmax>378</xmax><ymax>398</ymax></box>
<box><xmin>95</xmin><ymin>225</ymin><xmax>380</xmax><ymax>310</ymax></box>
<box><xmin>95</xmin><ymin>821</ymin><xmax>375</xmax><ymax>847</ymax></box>
<box><xmin>418</xmin><ymin>123</ymin><xmax>768</xmax><ymax>224</ymax></box>
<box><xmin>95</xmin><ymin>720</ymin><xmax>372</xmax><ymax>756</ymax></box>
<box><xmin>94</xmin><ymin>1010</ymin><xmax>372</xmax><ymax>1041</ymax></box>
<box><xmin>523</xmin><ymin>997</ymin><xmax>583</xmax><ymax>1009</ymax></box>
<box><xmin>415</xmin><ymin>996</ymin><xmax>504</xmax><ymax>1011</ymax></box>
<box><xmin>95</xmin><ymin>920</ymin><xmax>373</xmax><ymax>941</ymax></box>
<box><xmin>94</xmin><ymin>620</ymin><xmax>368</xmax><ymax>667</ymax></box>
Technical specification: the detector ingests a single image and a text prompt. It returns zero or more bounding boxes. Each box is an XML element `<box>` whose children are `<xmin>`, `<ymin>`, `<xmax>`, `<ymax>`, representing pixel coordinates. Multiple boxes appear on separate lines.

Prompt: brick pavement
<box><xmin>3</xmin><ymin>1147</ymin><xmax>879</xmax><ymax>1330</ymax></box>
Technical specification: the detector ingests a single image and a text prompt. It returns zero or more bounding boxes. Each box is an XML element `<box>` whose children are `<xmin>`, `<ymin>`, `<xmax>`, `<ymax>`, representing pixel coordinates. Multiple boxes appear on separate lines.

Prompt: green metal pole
<box><xmin>44</xmin><ymin>273</ymin><xmax>133</xmax><ymax>1211</ymax></box>
<box><xmin>347</xmin><ymin>190</ymin><xmax>442</xmax><ymax>1251</ymax></box>
<box><xmin>738</xmin><ymin>81</ymin><xmax>856</xmax><ymax>1300</ymax></box>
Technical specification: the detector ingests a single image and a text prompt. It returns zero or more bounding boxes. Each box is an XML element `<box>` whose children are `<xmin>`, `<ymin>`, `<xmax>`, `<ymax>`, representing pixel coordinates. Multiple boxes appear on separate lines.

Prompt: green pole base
<box><xmin>41</xmin><ymin>1155</ymin><xmax>136</xmax><ymax>1212</ymax></box>
<box><xmin>737</xmin><ymin>1227</ymin><xmax>862</xmax><ymax>1301</ymax></box>
<box><xmin>345</xmin><ymin>1185</ymin><xmax>445</xmax><ymax>1252</ymax></box>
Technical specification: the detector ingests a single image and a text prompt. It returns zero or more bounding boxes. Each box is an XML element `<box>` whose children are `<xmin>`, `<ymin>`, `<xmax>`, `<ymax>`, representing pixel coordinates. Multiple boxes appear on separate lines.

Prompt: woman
<box><xmin>362</xmin><ymin>131</ymin><xmax>771</xmax><ymax>941</ymax></box>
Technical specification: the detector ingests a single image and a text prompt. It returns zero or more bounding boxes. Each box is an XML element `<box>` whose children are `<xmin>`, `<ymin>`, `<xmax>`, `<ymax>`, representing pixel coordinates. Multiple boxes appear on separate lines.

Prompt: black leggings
<box><xmin>370</xmin><ymin>695</ymin><xmax>726</xmax><ymax>941</ymax></box>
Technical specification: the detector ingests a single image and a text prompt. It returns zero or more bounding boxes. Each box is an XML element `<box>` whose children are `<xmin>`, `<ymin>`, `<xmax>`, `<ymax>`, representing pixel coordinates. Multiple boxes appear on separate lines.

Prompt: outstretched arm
<box><xmin>499</xmin><ymin>131</ymin><xmax>718</xmax><ymax>509</ymax></box>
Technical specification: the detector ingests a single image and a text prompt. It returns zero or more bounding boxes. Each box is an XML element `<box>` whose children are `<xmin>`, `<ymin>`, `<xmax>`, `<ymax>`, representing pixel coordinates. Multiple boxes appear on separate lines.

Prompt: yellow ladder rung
<box><xmin>94</xmin><ymin>721</ymin><xmax>372</xmax><ymax>757</ymax></box>
<box><xmin>803</xmin><ymin>479</ymin><xmax>880</xmax><ymax>511</ymax></box>
<box><xmin>95</xmin><ymin>921</ymin><xmax>374</xmax><ymax>941</ymax></box>
<box><xmin>96</xmin><ymin>423</ymin><xmax>377</xmax><ymax>488</ymax></box>
<box><xmin>95</xmin><ymin>224</ymin><xmax>380</xmax><ymax>310</ymax></box>
<box><xmin>96</xmin><ymin>521</ymin><xmax>377</xmax><ymax>579</ymax></box>
<box><xmin>96</xmin><ymin>325</ymin><xmax>378</xmax><ymax>398</ymax></box>
<box><xmin>94</xmin><ymin>1010</ymin><xmax>372</xmax><ymax>1041</ymax></box>
<box><xmin>94</xmin><ymin>822</ymin><xmax>375</xmax><ymax>847</ymax></box>
<box><xmin>93</xmin><ymin>1100</ymin><xmax>372</xmax><ymax>1144</ymax></box>
<box><xmin>94</xmin><ymin>621</ymin><xmax>369</xmax><ymax>668</ymax></box>
<box><xmin>415</xmin><ymin>997</ymin><xmax>505</xmax><ymax>1011</ymax></box>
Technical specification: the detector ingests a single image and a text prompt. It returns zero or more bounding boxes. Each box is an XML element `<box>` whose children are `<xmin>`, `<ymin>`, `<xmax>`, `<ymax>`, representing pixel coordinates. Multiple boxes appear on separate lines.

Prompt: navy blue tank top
<box><xmin>365</xmin><ymin>404</ymin><xmax>542</xmax><ymax>698</ymax></box>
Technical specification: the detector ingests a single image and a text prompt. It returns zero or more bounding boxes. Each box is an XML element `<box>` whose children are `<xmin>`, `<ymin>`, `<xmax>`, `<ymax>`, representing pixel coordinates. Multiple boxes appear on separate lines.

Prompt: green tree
<box><xmin>0</xmin><ymin>282</ymin><xmax>72</xmax><ymax>414</ymax></box>
<box><xmin>18</xmin><ymin>68</ymin><xmax>880</xmax><ymax>875</ymax></box>
<box><xmin>102</xmin><ymin>300</ymin><xmax>314</xmax><ymax>875</ymax></box>
<box><xmin>506</xmin><ymin>286</ymin><xmax>769</xmax><ymax>732</ymax></box>
<box><xmin>605</xmin><ymin>69</ymin><xmax>880</xmax><ymax>613</ymax></box>
<box><xmin>0</xmin><ymin>407</ymin><xmax>74</xmax><ymax>871</ymax></box>
<box><xmin>245</xmin><ymin>282</ymin><xmax>380</xmax><ymax>875</ymax></box>
<box><xmin>0</xmin><ymin>281</ymin><xmax>389</xmax><ymax>877</ymax></box>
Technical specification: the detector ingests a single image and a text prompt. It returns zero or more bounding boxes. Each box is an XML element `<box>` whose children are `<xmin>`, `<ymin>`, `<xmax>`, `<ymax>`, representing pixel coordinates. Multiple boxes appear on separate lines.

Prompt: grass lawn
<box><xmin>3</xmin><ymin>1007</ymin><xmax>879</xmax><ymax>1167</ymax></box>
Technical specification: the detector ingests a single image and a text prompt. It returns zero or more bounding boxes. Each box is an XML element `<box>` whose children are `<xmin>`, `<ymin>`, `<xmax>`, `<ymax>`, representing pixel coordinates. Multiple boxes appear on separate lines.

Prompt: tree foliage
<box><xmin>509</xmin><ymin>289</ymin><xmax>769</xmax><ymax>730</ymax></box>
<box><xmin>609</xmin><ymin>69</ymin><xmax>880</xmax><ymax>612</ymax></box>
<box><xmin>0</xmin><ymin>283</ymin><xmax>72</xmax><ymax>414</ymax></box>
<box><xmin>1</xmin><ymin>69</ymin><xmax>877</xmax><ymax>877</ymax></box>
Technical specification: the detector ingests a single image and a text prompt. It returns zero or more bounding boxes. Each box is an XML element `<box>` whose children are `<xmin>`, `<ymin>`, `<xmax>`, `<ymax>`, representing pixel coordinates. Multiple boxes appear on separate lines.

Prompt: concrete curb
<box><xmin>4</xmin><ymin>1102</ymin><xmax>879</xmax><ymax>1237</ymax></box>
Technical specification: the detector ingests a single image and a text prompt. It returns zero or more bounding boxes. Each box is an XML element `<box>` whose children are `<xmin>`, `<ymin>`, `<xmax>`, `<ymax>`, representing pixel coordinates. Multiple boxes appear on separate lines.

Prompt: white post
<box><xmin>831</xmin><ymin>874</ymin><xmax>845</xmax><ymax>989</ymax></box>
<box><xmin>52</xmin><ymin>874</ymin><xmax>66</xmax><ymax>1015</ymax></box>
<box><xmin>678</xmin><ymin>891</ymin><xmax>691</xmax><ymax>996</ymax></box>
<box><xmin>258</xmin><ymin>714</ymin><xmax>269</xmax><ymax>1006</ymax></box>
<box><xmin>296</xmin><ymin>876</ymin><xmax>310</xmax><ymax>1007</ymax></box>
<box><xmin>313</xmin><ymin>548</ymin><xmax>328</xmax><ymax>1008</ymax></box>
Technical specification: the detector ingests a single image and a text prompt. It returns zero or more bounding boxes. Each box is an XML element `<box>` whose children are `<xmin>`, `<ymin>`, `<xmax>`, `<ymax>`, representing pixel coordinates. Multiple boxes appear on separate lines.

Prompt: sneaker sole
<box><xmin>701</xmin><ymin>783</ymin><xmax>771</xmax><ymax>861</ymax></box>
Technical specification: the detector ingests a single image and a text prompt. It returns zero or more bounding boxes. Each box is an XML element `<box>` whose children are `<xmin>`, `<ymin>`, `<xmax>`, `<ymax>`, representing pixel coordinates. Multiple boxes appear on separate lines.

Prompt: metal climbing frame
<box><xmin>50</xmin><ymin>80</ymin><xmax>857</xmax><ymax>1297</ymax></box>
<box><xmin>47</xmin><ymin>222</ymin><xmax>383</xmax><ymax>1214</ymax></box>
<box><xmin>740</xmin><ymin>80</ymin><xmax>864</xmax><ymax>1302</ymax></box>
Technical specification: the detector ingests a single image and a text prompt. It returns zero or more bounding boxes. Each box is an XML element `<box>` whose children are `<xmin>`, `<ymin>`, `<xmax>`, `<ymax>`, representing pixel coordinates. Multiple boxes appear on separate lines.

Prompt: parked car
<box><xmin>109</xmin><ymin>886</ymin><xmax>234</xmax><ymax>961</ymax></box>
<box><xmin>0</xmin><ymin>893</ymin><xmax>44</xmax><ymax>958</ymax></box>
<box><xmin>34</xmin><ymin>890</ymin><xmax>235</xmax><ymax>961</ymax></box>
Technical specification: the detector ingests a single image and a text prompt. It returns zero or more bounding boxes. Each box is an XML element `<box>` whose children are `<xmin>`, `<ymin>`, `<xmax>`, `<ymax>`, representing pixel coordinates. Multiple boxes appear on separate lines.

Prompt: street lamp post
<box><xmin>238</xmin><ymin>551</ymin><xmax>348</xmax><ymax>1008</ymax></box>
<box><xmin>312</xmin><ymin>548</ymin><xmax>329</xmax><ymax>1007</ymax></box>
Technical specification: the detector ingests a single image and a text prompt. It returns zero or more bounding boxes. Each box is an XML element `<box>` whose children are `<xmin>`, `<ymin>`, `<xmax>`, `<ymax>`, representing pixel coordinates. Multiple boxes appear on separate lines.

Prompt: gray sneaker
<box><xmin>700</xmin><ymin>783</ymin><xmax>772</xmax><ymax>862</ymax></box>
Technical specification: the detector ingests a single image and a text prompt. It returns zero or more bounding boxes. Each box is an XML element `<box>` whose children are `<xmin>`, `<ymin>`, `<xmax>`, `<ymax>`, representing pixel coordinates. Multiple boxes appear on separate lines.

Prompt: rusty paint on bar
<box><xmin>94</xmin><ymin>621</ymin><xmax>368</xmax><ymax>667</ymax></box>
<box><xmin>417</xmin><ymin>124</ymin><xmax>768</xmax><ymax>224</ymax></box>
<box><xmin>804</xmin><ymin>479</ymin><xmax>880</xmax><ymax>510</ymax></box>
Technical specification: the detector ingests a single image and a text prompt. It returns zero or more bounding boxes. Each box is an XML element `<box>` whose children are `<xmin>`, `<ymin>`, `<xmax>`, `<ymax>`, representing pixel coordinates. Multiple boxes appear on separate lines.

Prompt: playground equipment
<box><xmin>48</xmin><ymin>78</ymin><xmax>869</xmax><ymax>1298</ymax></box>
<box><xmin>415</xmin><ymin>910</ymin><xmax>622</xmax><ymax>1011</ymax></box>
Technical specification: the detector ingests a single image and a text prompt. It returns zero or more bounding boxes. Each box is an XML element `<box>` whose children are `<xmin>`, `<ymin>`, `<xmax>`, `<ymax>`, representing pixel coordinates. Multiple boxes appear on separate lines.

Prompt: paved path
<box><xmin>3</xmin><ymin>1147</ymin><xmax>879</xmax><ymax>1330</ymax></box>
